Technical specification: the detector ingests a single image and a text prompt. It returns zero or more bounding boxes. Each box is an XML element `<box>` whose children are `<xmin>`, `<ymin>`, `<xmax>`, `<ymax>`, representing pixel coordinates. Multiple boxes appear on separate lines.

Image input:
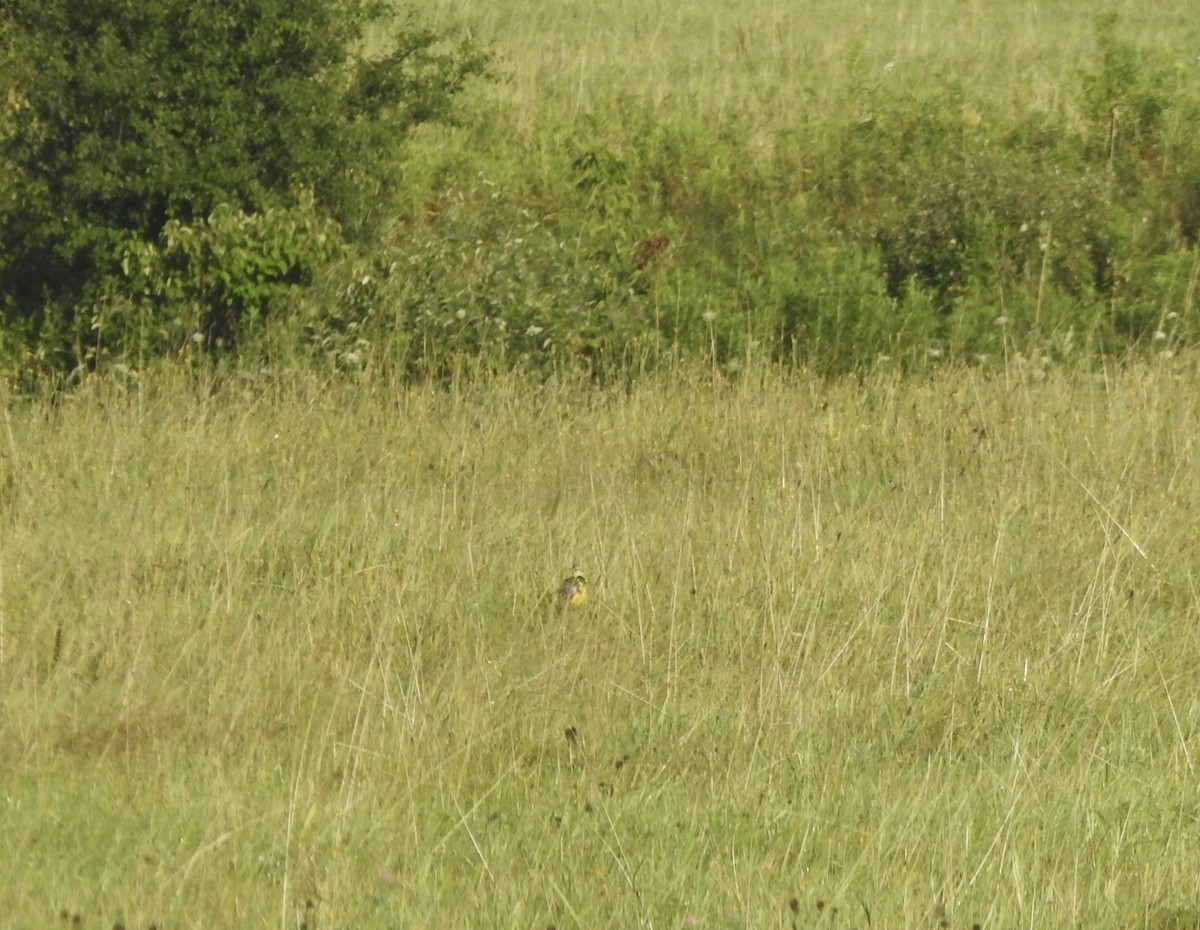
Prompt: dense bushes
<box><xmin>0</xmin><ymin>0</ymin><xmax>487</xmax><ymax>375</ymax></box>
<box><xmin>0</xmin><ymin>9</ymin><xmax>1197</xmax><ymax>383</ymax></box>
<box><xmin>316</xmin><ymin>16</ymin><xmax>1200</xmax><ymax>380</ymax></box>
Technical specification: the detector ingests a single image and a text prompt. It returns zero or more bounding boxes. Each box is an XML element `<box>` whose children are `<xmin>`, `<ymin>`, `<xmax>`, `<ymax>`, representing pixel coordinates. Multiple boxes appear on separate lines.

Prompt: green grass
<box><xmin>3</xmin><ymin>359</ymin><xmax>1200</xmax><ymax>927</ymax></box>
<box><xmin>422</xmin><ymin>0</ymin><xmax>1200</xmax><ymax>122</ymax></box>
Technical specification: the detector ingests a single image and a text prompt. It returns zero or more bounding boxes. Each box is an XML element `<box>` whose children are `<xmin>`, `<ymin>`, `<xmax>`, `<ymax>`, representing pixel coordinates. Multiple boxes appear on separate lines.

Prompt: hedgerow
<box><xmin>1</xmin><ymin>11</ymin><xmax>1197</xmax><ymax>384</ymax></box>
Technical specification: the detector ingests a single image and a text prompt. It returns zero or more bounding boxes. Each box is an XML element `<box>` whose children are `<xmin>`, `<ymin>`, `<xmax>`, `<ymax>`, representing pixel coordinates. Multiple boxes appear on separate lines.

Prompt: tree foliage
<box><xmin>0</xmin><ymin>0</ymin><xmax>488</xmax><ymax>368</ymax></box>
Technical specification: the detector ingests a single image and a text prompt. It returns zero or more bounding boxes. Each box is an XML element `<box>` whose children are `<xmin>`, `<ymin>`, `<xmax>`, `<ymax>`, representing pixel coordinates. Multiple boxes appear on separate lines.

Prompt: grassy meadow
<box><xmin>419</xmin><ymin>0</ymin><xmax>1200</xmax><ymax>122</ymax></box>
<box><xmin>4</xmin><ymin>1</ymin><xmax>1200</xmax><ymax>928</ymax></box>
<box><xmin>3</xmin><ymin>358</ymin><xmax>1200</xmax><ymax>929</ymax></box>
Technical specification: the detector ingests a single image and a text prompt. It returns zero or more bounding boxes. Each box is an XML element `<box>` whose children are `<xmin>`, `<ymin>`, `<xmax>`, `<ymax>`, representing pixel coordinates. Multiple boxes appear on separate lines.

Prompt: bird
<box><xmin>556</xmin><ymin>566</ymin><xmax>588</xmax><ymax>610</ymax></box>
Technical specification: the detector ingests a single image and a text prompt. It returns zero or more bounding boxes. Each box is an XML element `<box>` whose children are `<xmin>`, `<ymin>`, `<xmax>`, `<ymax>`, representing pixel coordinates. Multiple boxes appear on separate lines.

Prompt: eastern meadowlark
<box><xmin>556</xmin><ymin>567</ymin><xmax>588</xmax><ymax>609</ymax></box>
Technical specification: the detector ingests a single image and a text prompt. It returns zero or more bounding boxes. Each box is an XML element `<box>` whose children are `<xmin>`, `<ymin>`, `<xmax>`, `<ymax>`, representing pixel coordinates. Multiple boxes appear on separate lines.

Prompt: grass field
<box><xmin>422</xmin><ymin>0</ymin><xmax>1200</xmax><ymax>123</ymax></box>
<box><xmin>3</xmin><ymin>357</ymin><xmax>1200</xmax><ymax>928</ymax></box>
<box><xmin>5</xmin><ymin>2</ymin><xmax>1200</xmax><ymax>928</ymax></box>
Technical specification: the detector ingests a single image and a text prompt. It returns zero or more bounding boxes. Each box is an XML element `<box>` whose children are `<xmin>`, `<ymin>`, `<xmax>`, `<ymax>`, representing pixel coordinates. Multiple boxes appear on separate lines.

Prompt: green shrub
<box><xmin>774</xmin><ymin>241</ymin><xmax>911</xmax><ymax>371</ymax></box>
<box><xmin>1077</xmin><ymin>12</ymin><xmax>1174</xmax><ymax>179</ymax></box>
<box><xmin>336</xmin><ymin>35</ymin><xmax>1198</xmax><ymax>381</ymax></box>
<box><xmin>376</xmin><ymin>165</ymin><xmax>660</xmax><ymax>380</ymax></box>
<box><xmin>93</xmin><ymin>193</ymin><xmax>344</xmax><ymax>367</ymax></box>
<box><xmin>0</xmin><ymin>0</ymin><xmax>488</xmax><ymax>372</ymax></box>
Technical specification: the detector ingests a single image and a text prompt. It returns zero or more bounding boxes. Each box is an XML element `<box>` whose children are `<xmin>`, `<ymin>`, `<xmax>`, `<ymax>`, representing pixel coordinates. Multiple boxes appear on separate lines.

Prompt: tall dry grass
<box><xmin>2</xmin><ymin>358</ymin><xmax>1199</xmax><ymax>927</ymax></box>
